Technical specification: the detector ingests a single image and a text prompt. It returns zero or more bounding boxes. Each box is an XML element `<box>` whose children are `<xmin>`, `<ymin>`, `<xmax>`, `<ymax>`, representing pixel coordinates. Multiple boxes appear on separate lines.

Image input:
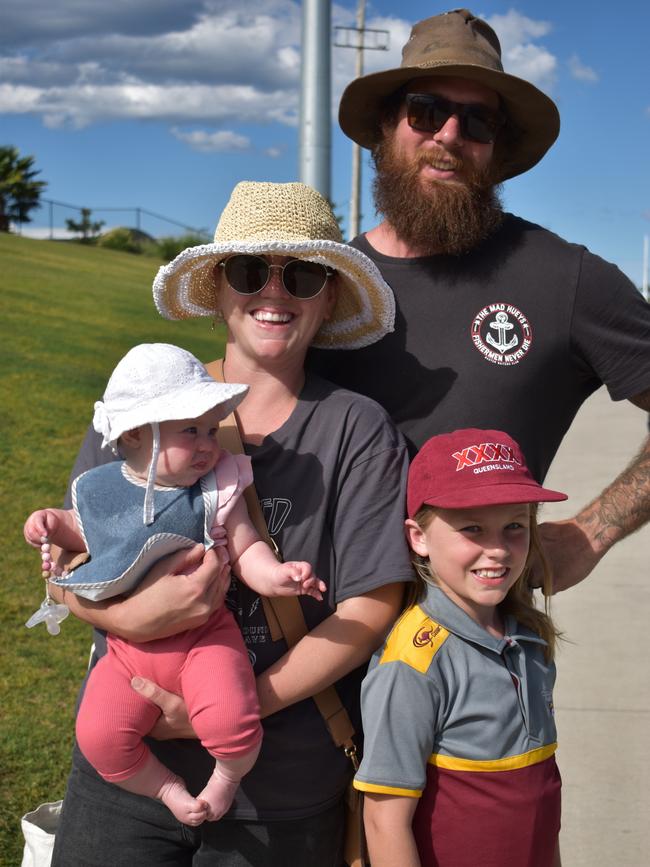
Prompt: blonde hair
<box><xmin>409</xmin><ymin>503</ymin><xmax>561</xmax><ymax>660</ymax></box>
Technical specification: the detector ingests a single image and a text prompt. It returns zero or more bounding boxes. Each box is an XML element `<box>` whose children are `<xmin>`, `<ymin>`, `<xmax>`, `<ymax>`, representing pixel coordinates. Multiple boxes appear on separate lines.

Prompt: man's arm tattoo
<box><xmin>576</xmin><ymin>436</ymin><xmax>650</xmax><ymax>551</ymax></box>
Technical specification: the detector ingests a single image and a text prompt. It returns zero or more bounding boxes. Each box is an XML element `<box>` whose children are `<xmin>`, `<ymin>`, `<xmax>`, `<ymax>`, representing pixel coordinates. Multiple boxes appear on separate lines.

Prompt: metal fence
<box><xmin>15</xmin><ymin>198</ymin><xmax>209</xmax><ymax>240</ymax></box>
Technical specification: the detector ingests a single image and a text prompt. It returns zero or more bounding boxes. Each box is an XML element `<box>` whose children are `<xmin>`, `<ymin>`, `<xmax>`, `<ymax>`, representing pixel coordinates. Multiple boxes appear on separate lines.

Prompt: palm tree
<box><xmin>65</xmin><ymin>208</ymin><xmax>105</xmax><ymax>243</ymax></box>
<box><xmin>0</xmin><ymin>146</ymin><xmax>47</xmax><ymax>232</ymax></box>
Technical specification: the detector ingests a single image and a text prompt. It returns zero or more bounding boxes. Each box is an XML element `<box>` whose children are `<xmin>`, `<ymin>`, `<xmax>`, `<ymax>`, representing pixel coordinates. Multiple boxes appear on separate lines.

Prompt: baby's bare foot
<box><xmin>196</xmin><ymin>775</ymin><xmax>240</xmax><ymax>822</ymax></box>
<box><xmin>157</xmin><ymin>774</ymin><xmax>209</xmax><ymax>826</ymax></box>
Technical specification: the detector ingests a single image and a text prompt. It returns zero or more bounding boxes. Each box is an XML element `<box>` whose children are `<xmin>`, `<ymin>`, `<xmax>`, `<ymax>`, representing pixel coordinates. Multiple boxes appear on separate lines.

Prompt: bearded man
<box><xmin>309</xmin><ymin>9</ymin><xmax>650</xmax><ymax>593</ymax></box>
<box><xmin>371</xmin><ymin>78</ymin><xmax>505</xmax><ymax>257</ymax></box>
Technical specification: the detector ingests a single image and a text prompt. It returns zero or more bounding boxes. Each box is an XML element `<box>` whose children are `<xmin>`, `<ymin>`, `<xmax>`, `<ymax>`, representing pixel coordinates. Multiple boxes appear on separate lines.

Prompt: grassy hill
<box><xmin>0</xmin><ymin>233</ymin><xmax>226</xmax><ymax>863</ymax></box>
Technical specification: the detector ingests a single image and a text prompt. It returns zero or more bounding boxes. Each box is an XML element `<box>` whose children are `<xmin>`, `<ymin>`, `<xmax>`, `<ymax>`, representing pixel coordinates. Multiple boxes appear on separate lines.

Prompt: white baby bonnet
<box><xmin>93</xmin><ymin>343</ymin><xmax>248</xmax><ymax>524</ymax></box>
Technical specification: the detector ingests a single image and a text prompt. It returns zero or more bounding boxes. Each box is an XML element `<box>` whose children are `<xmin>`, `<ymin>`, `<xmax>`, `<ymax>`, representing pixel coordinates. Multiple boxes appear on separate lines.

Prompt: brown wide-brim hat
<box><xmin>339</xmin><ymin>8</ymin><xmax>560</xmax><ymax>182</ymax></box>
<box><xmin>153</xmin><ymin>182</ymin><xmax>395</xmax><ymax>350</ymax></box>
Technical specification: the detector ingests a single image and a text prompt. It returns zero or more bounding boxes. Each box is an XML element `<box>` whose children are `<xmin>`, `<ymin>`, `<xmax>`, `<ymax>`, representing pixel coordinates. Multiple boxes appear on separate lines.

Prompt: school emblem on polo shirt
<box><xmin>470</xmin><ymin>302</ymin><xmax>533</xmax><ymax>366</ymax></box>
<box><xmin>413</xmin><ymin>621</ymin><xmax>443</xmax><ymax>648</ymax></box>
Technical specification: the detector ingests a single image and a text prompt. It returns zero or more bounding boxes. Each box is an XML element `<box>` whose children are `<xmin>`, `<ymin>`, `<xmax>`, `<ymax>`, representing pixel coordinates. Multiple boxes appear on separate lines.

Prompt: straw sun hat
<box><xmin>338</xmin><ymin>8</ymin><xmax>560</xmax><ymax>182</ymax></box>
<box><xmin>153</xmin><ymin>182</ymin><xmax>395</xmax><ymax>350</ymax></box>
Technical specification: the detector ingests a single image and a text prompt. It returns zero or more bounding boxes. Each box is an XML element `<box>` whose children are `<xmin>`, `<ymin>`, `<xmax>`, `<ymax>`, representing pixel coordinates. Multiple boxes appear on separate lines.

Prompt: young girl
<box><xmin>354</xmin><ymin>428</ymin><xmax>567</xmax><ymax>867</ymax></box>
<box><xmin>24</xmin><ymin>342</ymin><xmax>324</xmax><ymax>828</ymax></box>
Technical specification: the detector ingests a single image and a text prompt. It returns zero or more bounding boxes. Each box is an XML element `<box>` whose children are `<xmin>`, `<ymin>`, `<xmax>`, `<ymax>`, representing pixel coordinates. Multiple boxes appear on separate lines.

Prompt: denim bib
<box><xmin>52</xmin><ymin>462</ymin><xmax>217</xmax><ymax>601</ymax></box>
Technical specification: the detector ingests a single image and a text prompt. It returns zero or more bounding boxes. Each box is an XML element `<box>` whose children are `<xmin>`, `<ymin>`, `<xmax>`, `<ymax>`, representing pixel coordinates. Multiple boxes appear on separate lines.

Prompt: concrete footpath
<box><xmin>543</xmin><ymin>387</ymin><xmax>649</xmax><ymax>866</ymax></box>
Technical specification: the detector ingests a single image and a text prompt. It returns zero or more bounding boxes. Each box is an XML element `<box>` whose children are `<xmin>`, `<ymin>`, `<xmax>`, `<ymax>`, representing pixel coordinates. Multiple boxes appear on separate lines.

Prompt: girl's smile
<box><xmin>406</xmin><ymin>502</ymin><xmax>532</xmax><ymax>634</ymax></box>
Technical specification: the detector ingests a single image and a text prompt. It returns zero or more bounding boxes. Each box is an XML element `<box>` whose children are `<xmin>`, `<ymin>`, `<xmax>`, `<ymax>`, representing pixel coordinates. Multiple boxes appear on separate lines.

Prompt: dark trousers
<box><xmin>51</xmin><ymin>764</ymin><xmax>345</xmax><ymax>866</ymax></box>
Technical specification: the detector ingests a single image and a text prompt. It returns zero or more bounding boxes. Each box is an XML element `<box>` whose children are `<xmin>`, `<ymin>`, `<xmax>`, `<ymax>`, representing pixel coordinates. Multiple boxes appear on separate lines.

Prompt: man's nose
<box><xmin>433</xmin><ymin>113</ymin><xmax>464</xmax><ymax>146</ymax></box>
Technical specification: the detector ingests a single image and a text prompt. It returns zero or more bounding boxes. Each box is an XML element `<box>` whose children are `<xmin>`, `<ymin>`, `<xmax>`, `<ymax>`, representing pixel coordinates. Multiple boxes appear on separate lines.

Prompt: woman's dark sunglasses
<box><xmin>220</xmin><ymin>254</ymin><xmax>334</xmax><ymax>300</ymax></box>
<box><xmin>406</xmin><ymin>93</ymin><xmax>505</xmax><ymax>144</ymax></box>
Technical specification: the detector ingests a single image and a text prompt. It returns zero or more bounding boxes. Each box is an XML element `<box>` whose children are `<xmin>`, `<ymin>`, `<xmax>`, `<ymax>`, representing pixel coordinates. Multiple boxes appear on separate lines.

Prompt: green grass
<box><xmin>0</xmin><ymin>233</ymin><xmax>227</xmax><ymax>864</ymax></box>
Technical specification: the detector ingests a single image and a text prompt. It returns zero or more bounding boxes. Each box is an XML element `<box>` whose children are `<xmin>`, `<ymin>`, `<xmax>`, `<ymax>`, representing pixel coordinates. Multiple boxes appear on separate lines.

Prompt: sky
<box><xmin>2</xmin><ymin>0</ymin><xmax>649</xmax><ymax>287</ymax></box>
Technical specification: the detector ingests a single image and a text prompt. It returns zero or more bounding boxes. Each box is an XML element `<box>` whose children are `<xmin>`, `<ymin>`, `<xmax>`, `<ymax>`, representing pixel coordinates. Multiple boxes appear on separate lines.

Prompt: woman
<box><xmin>50</xmin><ymin>182</ymin><xmax>414</xmax><ymax>866</ymax></box>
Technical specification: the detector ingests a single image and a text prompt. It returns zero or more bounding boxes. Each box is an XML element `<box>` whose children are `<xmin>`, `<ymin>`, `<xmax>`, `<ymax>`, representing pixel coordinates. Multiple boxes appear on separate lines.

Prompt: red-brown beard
<box><xmin>372</xmin><ymin>133</ymin><xmax>504</xmax><ymax>255</ymax></box>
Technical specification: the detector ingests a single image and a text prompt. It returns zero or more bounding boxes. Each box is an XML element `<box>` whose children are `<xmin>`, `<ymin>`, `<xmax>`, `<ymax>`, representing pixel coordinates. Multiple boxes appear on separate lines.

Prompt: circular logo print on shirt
<box><xmin>413</xmin><ymin>622</ymin><xmax>442</xmax><ymax>648</ymax></box>
<box><xmin>470</xmin><ymin>302</ymin><xmax>533</xmax><ymax>366</ymax></box>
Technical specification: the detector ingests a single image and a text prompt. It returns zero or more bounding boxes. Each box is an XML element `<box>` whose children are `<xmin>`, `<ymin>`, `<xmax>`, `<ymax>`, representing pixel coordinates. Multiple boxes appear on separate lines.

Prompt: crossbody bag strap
<box><xmin>205</xmin><ymin>358</ymin><xmax>356</xmax><ymax>751</ymax></box>
<box><xmin>207</xmin><ymin>360</ymin><xmax>283</xmax><ymax>642</ymax></box>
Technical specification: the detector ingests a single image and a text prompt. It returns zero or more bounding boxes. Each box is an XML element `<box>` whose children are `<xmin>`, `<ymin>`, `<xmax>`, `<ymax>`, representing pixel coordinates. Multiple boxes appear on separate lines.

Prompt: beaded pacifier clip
<box><xmin>25</xmin><ymin>536</ymin><xmax>70</xmax><ymax>636</ymax></box>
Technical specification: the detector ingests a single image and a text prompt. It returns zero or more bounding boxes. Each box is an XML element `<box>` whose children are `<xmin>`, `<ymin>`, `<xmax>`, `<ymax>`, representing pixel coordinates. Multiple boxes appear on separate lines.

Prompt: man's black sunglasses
<box><xmin>406</xmin><ymin>93</ymin><xmax>505</xmax><ymax>144</ymax></box>
<box><xmin>220</xmin><ymin>254</ymin><xmax>334</xmax><ymax>300</ymax></box>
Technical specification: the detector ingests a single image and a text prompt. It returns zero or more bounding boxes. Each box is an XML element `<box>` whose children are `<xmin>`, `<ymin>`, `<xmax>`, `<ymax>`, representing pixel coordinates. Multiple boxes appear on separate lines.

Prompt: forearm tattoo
<box><xmin>576</xmin><ymin>436</ymin><xmax>650</xmax><ymax>551</ymax></box>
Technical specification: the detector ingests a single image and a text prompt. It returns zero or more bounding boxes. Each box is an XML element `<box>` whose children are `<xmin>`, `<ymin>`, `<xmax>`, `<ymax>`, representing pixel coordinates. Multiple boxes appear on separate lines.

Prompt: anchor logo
<box><xmin>470</xmin><ymin>302</ymin><xmax>533</xmax><ymax>367</ymax></box>
<box><xmin>486</xmin><ymin>311</ymin><xmax>518</xmax><ymax>353</ymax></box>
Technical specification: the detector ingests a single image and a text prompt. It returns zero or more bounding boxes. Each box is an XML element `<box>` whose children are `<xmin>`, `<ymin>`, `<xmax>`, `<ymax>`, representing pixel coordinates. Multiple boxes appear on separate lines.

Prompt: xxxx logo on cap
<box><xmin>452</xmin><ymin>442</ymin><xmax>520</xmax><ymax>471</ymax></box>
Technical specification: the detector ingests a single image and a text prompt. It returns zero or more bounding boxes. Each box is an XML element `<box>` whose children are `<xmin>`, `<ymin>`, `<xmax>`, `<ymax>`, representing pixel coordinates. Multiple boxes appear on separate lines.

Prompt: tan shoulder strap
<box><xmin>206</xmin><ymin>359</ymin><xmax>284</xmax><ymax>642</ymax></box>
<box><xmin>206</xmin><ymin>358</ymin><xmax>355</xmax><ymax>748</ymax></box>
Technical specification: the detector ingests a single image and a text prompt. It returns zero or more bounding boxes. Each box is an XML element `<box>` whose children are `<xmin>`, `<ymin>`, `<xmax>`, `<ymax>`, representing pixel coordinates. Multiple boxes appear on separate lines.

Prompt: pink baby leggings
<box><xmin>76</xmin><ymin>606</ymin><xmax>262</xmax><ymax>782</ymax></box>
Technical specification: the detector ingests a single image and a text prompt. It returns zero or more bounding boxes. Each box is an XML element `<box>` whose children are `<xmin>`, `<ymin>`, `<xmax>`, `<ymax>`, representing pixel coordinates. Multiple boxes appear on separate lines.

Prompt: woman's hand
<box><xmin>48</xmin><ymin>544</ymin><xmax>231</xmax><ymax>641</ymax></box>
<box><xmin>130</xmin><ymin>677</ymin><xmax>196</xmax><ymax>740</ymax></box>
<box><xmin>126</xmin><ymin>544</ymin><xmax>231</xmax><ymax>639</ymax></box>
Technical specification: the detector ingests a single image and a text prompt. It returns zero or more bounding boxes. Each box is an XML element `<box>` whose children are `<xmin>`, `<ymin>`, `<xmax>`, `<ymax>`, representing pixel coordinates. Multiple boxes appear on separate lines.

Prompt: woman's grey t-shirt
<box><xmin>66</xmin><ymin>372</ymin><xmax>414</xmax><ymax>820</ymax></box>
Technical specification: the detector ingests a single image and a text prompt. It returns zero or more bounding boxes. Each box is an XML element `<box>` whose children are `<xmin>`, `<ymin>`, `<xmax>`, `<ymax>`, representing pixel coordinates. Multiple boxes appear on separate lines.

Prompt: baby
<box><xmin>24</xmin><ymin>343</ymin><xmax>325</xmax><ymax>826</ymax></box>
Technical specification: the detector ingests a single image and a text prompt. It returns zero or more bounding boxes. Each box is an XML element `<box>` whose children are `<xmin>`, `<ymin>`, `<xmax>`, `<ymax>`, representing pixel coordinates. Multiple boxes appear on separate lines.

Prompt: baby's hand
<box><xmin>24</xmin><ymin>509</ymin><xmax>60</xmax><ymax>548</ymax></box>
<box><xmin>272</xmin><ymin>561</ymin><xmax>327</xmax><ymax>602</ymax></box>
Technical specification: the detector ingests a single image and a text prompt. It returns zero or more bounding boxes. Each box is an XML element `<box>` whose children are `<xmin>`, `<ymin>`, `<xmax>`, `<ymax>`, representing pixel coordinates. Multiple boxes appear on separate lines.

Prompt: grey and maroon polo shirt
<box><xmin>354</xmin><ymin>584</ymin><xmax>561</xmax><ymax>867</ymax></box>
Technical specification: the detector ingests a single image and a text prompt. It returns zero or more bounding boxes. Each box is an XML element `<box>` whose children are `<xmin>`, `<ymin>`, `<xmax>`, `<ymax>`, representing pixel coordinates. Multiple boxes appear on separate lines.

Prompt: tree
<box><xmin>65</xmin><ymin>208</ymin><xmax>105</xmax><ymax>243</ymax></box>
<box><xmin>0</xmin><ymin>146</ymin><xmax>47</xmax><ymax>232</ymax></box>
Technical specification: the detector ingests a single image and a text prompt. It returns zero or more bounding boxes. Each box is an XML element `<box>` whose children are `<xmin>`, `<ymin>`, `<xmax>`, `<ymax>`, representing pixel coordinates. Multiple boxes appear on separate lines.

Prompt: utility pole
<box><xmin>349</xmin><ymin>0</ymin><xmax>366</xmax><ymax>239</ymax></box>
<box><xmin>299</xmin><ymin>0</ymin><xmax>331</xmax><ymax>199</ymax></box>
<box><xmin>335</xmin><ymin>3</ymin><xmax>388</xmax><ymax>238</ymax></box>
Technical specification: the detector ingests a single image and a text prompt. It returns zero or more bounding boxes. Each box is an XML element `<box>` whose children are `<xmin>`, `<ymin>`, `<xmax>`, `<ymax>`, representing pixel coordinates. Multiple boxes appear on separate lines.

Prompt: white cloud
<box><xmin>0</xmin><ymin>0</ymin><xmax>304</xmax><ymax>130</ymax></box>
<box><xmin>171</xmin><ymin>127</ymin><xmax>250</xmax><ymax>153</ymax></box>
<box><xmin>0</xmin><ymin>3</ymin><xmax>564</xmax><ymax>141</ymax></box>
<box><xmin>0</xmin><ymin>83</ymin><xmax>44</xmax><ymax>112</ymax></box>
<box><xmin>568</xmin><ymin>54</ymin><xmax>598</xmax><ymax>83</ymax></box>
<box><xmin>0</xmin><ymin>81</ymin><xmax>298</xmax><ymax>129</ymax></box>
<box><xmin>1</xmin><ymin>0</ymin><xmax>206</xmax><ymax>47</ymax></box>
<box><xmin>488</xmin><ymin>9</ymin><xmax>552</xmax><ymax>43</ymax></box>
<box><xmin>486</xmin><ymin>10</ymin><xmax>557</xmax><ymax>93</ymax></box>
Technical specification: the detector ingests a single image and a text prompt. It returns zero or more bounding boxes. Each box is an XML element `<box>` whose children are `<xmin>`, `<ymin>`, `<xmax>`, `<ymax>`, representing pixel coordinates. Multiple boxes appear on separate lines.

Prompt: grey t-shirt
<box><xmin>66</xmin><ymin>372</ymin><xmax>414</xmax><ymax>820</ymax></box>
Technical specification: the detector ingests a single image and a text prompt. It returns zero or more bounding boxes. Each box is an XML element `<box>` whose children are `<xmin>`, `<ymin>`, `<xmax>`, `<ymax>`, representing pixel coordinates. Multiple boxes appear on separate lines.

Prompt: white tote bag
<box><xmin>21</xmin><ymin>800</ymin><xmax>62</xmax><ymax>867</ymax></box>
<box><xmin>20</xmin><ymin>646</ymin><xmax>94</xmax><ymax>866</ymax></box>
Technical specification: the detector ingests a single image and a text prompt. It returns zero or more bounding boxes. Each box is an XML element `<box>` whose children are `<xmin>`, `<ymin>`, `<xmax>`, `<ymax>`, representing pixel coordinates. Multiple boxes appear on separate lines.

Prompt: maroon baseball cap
<box><xmin>407</xmin><ymin>428</ymin><xmax>567</xmax><ymax>517</ymax></box>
